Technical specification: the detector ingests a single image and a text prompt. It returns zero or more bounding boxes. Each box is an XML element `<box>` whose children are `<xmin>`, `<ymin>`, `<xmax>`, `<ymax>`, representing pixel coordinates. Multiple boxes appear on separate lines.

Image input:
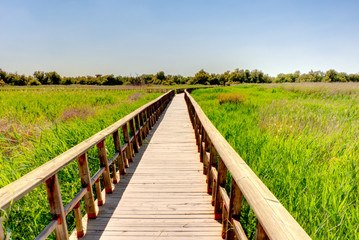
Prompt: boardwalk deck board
<box><xmin>72</xmin><ymin>94</ymin><xmax>222</xmax><ymax>240</ymax></box>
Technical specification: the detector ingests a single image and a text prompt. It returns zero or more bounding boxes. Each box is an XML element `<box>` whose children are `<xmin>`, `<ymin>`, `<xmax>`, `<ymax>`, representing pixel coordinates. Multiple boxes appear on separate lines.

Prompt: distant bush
<box><xmin>217</xmin><ymin>93</ymin><xmax>247</xmax><ymax>104</ymax></box>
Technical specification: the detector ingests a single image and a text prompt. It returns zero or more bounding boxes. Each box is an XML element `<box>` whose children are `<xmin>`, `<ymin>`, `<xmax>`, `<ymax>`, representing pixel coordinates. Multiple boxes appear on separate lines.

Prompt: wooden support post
<box><xmin>154</xmin><ymin>103</ymin><xmax>159</xmax><ymax>121</ymax></box>
<box><xmin>147</xmin><ymin>107</ymin><xmax>152</xmax><ymax>130</ymax></box>
<box><xmin>151</xmin><ymin>105</ymin><xmax>155</xmax><ymax>127</ymax></box>
<box><xmin>111</xmin><ymin>162</ymin><xmax>118</xmax><ymax>184</ymax></box>
<box><xmin>197</xmin><ymin>122</ymin><xmax>201</xmax><ymax>153</ymax></box>
<box><xmin>144</xmin><ymin>109</ymin><xmax>150</xmax><ymax>135</ymax></box>
<box><xmin>205</xmin><ymin>131</ymin><xmax>210</xmax><ymax>151</ymax></box>
<box><xmin>200</xmin><ymin>128</ymin><xmax>206</xmax><ymax>163</ymax></box>
<box><xmin>222</xmin><ymin>202</ymin><xmax>229</xmax><ymax>239</ymax></box>
<box><xmin>0</xmin><ymin>217</ymin><xmax>5</xmax><ymax>240</ymax></box>
<box><xmin>129</xmin><ymin>118</ymin><xmax>139</xmax><ymax>153</ymax></box>
<box><xmin>135</xmin><ymin>115</ymin><xmax>143</xmax><ymax>145</ymax></box>
<box><xmin>73</xmin><ymin>202</ymin><xmax>84</xmax><ymax>238</ymax></box>
<box><xmin>45</xmin><ymin>174</ymin><xmax>69</xmax><ymax>240</ymax></box>
<box><xmin>95</xmin><ymin>178</ymin><xmax>103</xmax><ymax>206</ymax></box>
<box><xmin>97</xmin><ymin>140</ymin><xmax>113</xmax><ymax>194</ymax></box>
<box><xmin>255</xmin><ymin>221</ymin><xmax>269</xmax><ymax>240</ymax></box>
<box><xmin>203</xmin><ymin>136</ymin><xmax>211</xmax><ymax>175</ymax></box>
<box><xmin>212</xmin><ymin>177</ymin><xmax>217</xmax><ymax>206</ymax></box>
<box><xmin>226</xmin><ymin>179</ymin><xmax>243</xmax><ymax>240</ymax></box>
<box><xmin>139</xmin><ymin>111</ymin><xmax>145</xmax><ymax>140</ymax></box>
<box><xmin>77</xmin><ymin>153</ymin><xmax>97</xmax><ymax>219</ymax></box>
<box><xmin>214</xmin><ymin>157</ymin><xmax>227</xmax><ymax>220</ymax></box>
<box><xmin>194</xmin><ymin>115</ymin><xmax>200</xmax><ymax>148</ymax></box>
<box><xmin>122</xmin><ymin>124</ymin><xmax>133</xmax><ymax>162</ymax></box>
<box><xmin>113</xmin><ymin>130</ymin><xmax>126</xmax><ymax>174</ymax></box>
<box><xmin>207</xmin><ymin>145</ymin><xmax>216</xmax><ymax>195</ymax></box>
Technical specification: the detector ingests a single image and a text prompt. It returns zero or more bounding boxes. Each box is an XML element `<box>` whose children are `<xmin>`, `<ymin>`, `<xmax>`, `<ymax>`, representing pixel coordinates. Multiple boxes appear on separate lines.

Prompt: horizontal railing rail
<box><xmin>0</xmin><ymin>90</ymin><xmax>175</xmax><ymax>240</ymax></box>
<box><xmin>184</xmin><ymin>90</ymin><xmax>311</xmax><ymax>240</ymax></box>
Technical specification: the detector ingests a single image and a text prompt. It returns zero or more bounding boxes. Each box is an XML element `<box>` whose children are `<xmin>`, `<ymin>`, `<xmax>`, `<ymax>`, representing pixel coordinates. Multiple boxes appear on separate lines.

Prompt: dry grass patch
<box><xmin>268</xmin><ymin>82</ymin><xmax>359</xmax><ymax>96</ymax></box>
<box><xmin>128</xmin><ymin>92</ymin><xmax>144</xmax><ymax>102</ymax></box>
<box><xmin>217</xmin><ymin>93</ymin><xmax>247</xmax><ymax>104</ymax></box>
<box><xmin>60</xmin><ymin>106</ymin><xmax>94</xmax><ymax>121</ymax></box>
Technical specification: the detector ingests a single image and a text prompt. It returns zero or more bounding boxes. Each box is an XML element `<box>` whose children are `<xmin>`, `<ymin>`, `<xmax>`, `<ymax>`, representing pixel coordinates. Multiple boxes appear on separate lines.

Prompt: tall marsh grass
<box><xmin>0</xmin><ymin>89</ymin><xmax>162</xmax><ymax>239</ymax></box>
<box><xmin>192</xmin><ymin>84</ymin><xmax>358</xmax><ymax>240</ymax></box>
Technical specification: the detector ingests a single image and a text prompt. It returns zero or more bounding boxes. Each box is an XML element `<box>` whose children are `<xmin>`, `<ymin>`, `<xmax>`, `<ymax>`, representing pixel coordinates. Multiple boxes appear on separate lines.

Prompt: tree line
<box><xmin>1</xmin><ymin>68</ymin><xmax>358</xmax><ymax>86</ymax></box>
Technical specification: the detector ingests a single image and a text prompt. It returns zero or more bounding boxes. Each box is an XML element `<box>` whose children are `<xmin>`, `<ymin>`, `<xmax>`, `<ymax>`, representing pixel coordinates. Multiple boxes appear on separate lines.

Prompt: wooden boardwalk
<box><xmin>76</xmin><ymin>94</ymin><xmax>222</xmax><ymax>239</ymax></box>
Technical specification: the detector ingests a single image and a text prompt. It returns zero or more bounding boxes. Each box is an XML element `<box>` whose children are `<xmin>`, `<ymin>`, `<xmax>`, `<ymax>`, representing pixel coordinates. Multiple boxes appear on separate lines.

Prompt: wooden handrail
<box><xmin>0</xmin><ymin>90</ymin><xmax>175</xmax><ymax>239</ymax></box>
<box><xmin>184</xmin><ymin>90</ymin><xmax>311</xmax><ymax>240</ymax></box>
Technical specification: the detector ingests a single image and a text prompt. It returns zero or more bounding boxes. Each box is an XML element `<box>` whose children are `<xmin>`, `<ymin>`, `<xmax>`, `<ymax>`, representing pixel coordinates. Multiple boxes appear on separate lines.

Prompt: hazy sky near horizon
<box><xmin>1</xmin><ymin>0</ymin><xmax>358</xmax><ymax>77</ymax></box>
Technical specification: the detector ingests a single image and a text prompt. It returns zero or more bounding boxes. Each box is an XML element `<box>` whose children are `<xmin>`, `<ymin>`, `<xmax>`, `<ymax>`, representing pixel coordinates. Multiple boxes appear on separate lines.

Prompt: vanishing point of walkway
<box><xmin>77</xmin><ymin>94</ymin><xmax>222</xmax><ymax>239</ymax></box>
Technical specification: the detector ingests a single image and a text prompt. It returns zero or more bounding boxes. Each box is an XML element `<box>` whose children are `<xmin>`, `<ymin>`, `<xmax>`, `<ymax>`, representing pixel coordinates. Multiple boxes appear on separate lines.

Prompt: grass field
<box><xmin>0</xmin><ymin>87</ymin><xmax>163</xmax><ymax>239</ymax></box>
<box><xmin>192</xmin><ymin>83</ymin><xmax>358</xmax><ymax>240</ymax></box>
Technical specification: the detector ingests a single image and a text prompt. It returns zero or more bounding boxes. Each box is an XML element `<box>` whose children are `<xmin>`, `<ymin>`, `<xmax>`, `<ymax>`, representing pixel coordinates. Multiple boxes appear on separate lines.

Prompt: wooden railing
<box><xmin>184</xmin><ymin>90</ymin><xmax>311</xmax><ymax>240</ymax></box>
<box><xmin>0</xmin><ymin>90</ymin><xmax>175</xmax><ymax>240</ymax></box>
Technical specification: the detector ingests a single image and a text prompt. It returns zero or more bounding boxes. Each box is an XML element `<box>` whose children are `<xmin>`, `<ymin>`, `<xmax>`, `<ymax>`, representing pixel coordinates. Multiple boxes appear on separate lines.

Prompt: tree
<box><xmin>338</xmin><ymin>72</ymin><xmax>348</xmax><ymax>82</ymax></box>
<box><xmin>192</xmin><ymin>69</ymin><xmax>210</xmax><ymax>85</ymax></box>
<box><xmin>250</xmin><ymin>69</ymin><xmax>265</xmax><ymax>83</ymax></box>
<box><xmin>209</xmin><ymin>74</ymin><xmax>220</xmax><ymax>85</ymax></box>
<box><xmin>155</xmin><ymin>71</ymin><xmax>166</xmax><ymax>82</ymax></box>
<box><xmin>324</xmin><ymin>69</ymin><xmax>339</xmax><ymax>82</ymax></box>
<box><xmin>228</xmin><ymin>69</ymin><xmax>245</xmax><ymax>83</ymax></box>
<box><xmin>34</xmin><ymin>71</ymin><xmax>47</xmax><ymax>84</ymax></box>
<box><xmin>0</xmin><ymin>69</ymin><xmax>7</xmax><ymax>83</ymax></box>
<box><xmin>45</xmin><ymin>71</ymin><xmax>61</xmax><ymax>84</ymax></box>
<box><xmin>348</xmin><ymin>74</ymin><xmax>359</xmax><ymax>82</ymax></box>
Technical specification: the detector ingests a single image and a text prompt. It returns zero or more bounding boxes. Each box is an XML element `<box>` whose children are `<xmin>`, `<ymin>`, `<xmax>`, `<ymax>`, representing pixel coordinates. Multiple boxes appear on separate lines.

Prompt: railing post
<box><xmin>129</xmin><ymin>118</ymin><xmax>139</xmax><ymax>153</ymax></box>
<box><xmin>77</xmin><ymin>153</ymin><xmax>97</xmax><ymax>219</ymax></box>
<box><xmin>45</xmin><ymin>174</ymin><xmax>69</xmax><ymax>240</ymax></box>
<box><xmin>214</xmin><ymin>157</ymin><xmax>227</xmax><ymax>220</ymax></box>
<box><xmin>207</xmin><ymin>144</ymin><xmax>216</xmax><ymax>194</ymax></box>
<box><xmin>222</xmin><ymin>202</ymin><xmax>229</xmax><ymax>239</ymax></box>
<box><xmin>194</xmin><ymin>115</ymin><xmax>200</xmax><ymax>148</ymax></box>
<box><xmin>226</xmin><ymin>179</ymin><xmax>243</xmax><ymax>240</ymax></box>
<box><xmin>144</xmin><ymin>109</ymin><xmax>150</xmax><ymax>134</ymax></box>
<box><xmin>111</xmin><ymin>158</ymin><xmax>119</xmax><ymax>184</ymax></box>
<box><xmin>122</xmin><ymin>124</ymin><xmax>134</xmax><ymax>162</ymax></box>
<box><xmin>150</xmin><ymin>105</ymin><xmax>155</xmax><ymax>127</ymax></box>
<box><xmin>139</xmin><ymin>111</ymin><xmax>147</xmax><ymax>139</ymax></box>
<box><xmin>0</xmin><ymin>217</ymin><xmax>5</xmax><ymax>240</ymax></box>
<box><xmin>95</xmin><ymin>178</ymin><xmax>104</xmax><ymax>206</ymax></box>
<box><xmin>135</xmin><ymin>114</ymin><xmax>143</xmax><ymax>145</ymax></box>
<box><xmin>97</xmin><ymin>140</ymin><xmax>113</xmax><ymax>194</ymax></box>
<box><xmin>147</xmin><ymin>107</ymin><xmax>152</xmax><ymax>130</ymax></box>
<box><xmin>113</xmin><ymin>130</ymin><xmax>126</xmax><ymax>174</ymax></box>
<box><xmin>73</xmin><ymin>202</ymin><xmax>84</xmax><ymax>238</ymax></box>
<box><xmin>255</xmin><ymin>221</ymin><xmax>269</xmax><ymax>240</ymax></box>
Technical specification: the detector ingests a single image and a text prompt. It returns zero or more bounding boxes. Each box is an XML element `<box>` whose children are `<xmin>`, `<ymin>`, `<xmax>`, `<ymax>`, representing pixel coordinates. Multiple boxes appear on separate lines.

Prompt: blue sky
<box><xmin>0</xmin><ymin>0</ymin><xmax>358</xmax><ymax>77</ymax></box>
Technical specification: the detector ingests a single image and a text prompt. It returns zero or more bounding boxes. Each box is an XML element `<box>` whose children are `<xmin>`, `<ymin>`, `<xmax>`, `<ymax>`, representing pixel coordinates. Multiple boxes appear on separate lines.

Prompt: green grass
<box><xmin>192</xmin><ymin>84</ymin><xmax>358</xmax><ymax>240</ymax></box>
<box><xmin>0</xmin><ymin>88</ymin><xmax>162</xmax><ymax>239</ymax></box>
